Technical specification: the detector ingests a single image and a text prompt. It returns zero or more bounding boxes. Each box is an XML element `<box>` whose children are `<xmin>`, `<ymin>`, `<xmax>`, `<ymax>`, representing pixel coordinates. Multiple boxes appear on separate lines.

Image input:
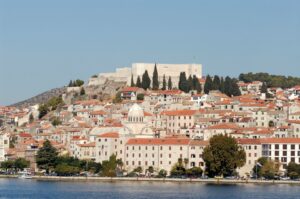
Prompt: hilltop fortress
<box><xmin>88</xmin><ymin>63</ymin><xmax>202</xmax><ymax>87</ymax></box>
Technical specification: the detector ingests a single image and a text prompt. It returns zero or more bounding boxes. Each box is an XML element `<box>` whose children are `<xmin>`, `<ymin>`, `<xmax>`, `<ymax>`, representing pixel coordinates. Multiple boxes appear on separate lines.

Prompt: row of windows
<box><xmin>125</xmin><ymin>153</ymin><xmax>203</xmax><ymax>159</ymax></box>
<box><xmin>126</xmin><ymin>161</ymin><xmax>204</xmax><ymax>167</ymax></box>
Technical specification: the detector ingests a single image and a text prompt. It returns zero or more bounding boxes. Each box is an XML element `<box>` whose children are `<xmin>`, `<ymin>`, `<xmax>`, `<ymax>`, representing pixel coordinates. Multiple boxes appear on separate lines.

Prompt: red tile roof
<box><xmin>161</xmin><ymin>110</ymin><xmax>197</xmax><ymax>116</ymax></box>
<box><xmin>126</xmin><ymin>138</ymin><xmax>190</xmax><ymax>145</ymax></box>
<box><xmin>98</xmin><ymin>132</ymin><xmax>119</xmax><ymax>138</ymax></box>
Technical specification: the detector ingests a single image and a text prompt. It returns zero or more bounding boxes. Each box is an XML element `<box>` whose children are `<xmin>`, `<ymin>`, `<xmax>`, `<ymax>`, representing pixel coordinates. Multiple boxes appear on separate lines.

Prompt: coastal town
<box><xmin>1</xmin><ymin>63</ymin><xmax>300</xmax><ymax>180</ymax></box>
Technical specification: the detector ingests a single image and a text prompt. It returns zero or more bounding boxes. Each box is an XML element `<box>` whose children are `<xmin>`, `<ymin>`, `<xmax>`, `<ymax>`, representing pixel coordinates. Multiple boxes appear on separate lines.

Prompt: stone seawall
<box><xmin>17</xmin><ymin>176</ymin><xmax>300</xmax><ymax>185</ymax></box>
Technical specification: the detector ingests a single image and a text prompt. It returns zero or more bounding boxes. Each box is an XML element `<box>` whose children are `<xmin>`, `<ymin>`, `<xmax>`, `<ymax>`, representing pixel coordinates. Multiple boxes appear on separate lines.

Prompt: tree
<box><xmin>113</xmin><ymin>92</ymin><xmax>122</xmax><ymax>103</ymax></box>
<box><xmin>14</xmin><ymin>158</ymin><xmax>30</xmax><ymax>171</ymax></box>
<box><xmin>212</xmin><ymin>75</ymin><xmax>221</xmax><ymax>90</ymax></box>
<box><xmin>80</xmin><ymin>87</ymin><xmax>85</xmax><ymax>96</ymax></box>
<box><xmin>158</xmin><ymin>169</ymin><xmax>167</xmax><ymax>178</ymax></box>
<box><xmin>36</xmin><ymin>140</ymin><xmax>58</xmax><ymax>173</ymax></box>
<box><xmin>204</xmin><ymin>75</ymin><xmax>213</xmax><ymax>94</ymax></box>
<box><xmin>168</xmin><ymin>76</ymin><xmax>173</xmax><ymax>90</ymax></box>
<box><xmin>133</xmin><ymin>166</ymin><xmax>143</xmax><ymax>175</ymax></box>
<box><xmin>29</xmin><ymin>113</ymin><xmax>34</xmax><ymax>123</ymax></box>
<box><xmin>220</xmin><ymin>77</ymin><xmax>225</xmax><ymax>93</ymax></box>
<box><xmin>137</xmin><ymin>93</ymin><xmax>144</xmax><ymax>101</ymax></box>
<box><xmin>224</xmin><ymin>76</ymin><xmax>233</xmax><ymax>96</ymax></box>
<box><xmin>55</xmin><ymin>164</ymin><xmax>80</xmax><ymax>176</ymax></box>
<box><xmin>261</xmin><ymin>82</ymin><xmax>268</xmax><ymax>94</ymax></box>
<box><xmin>162</xmin><ymin>75</ymin><xmax>167</xmax><ymax>90</ymax></box>
<box><xmin>252</xmin><ymin>157</ymin><xmax>268</xmax><ymax>178</ymax></box>
<box><xmin>136</xmin><ymin>76</ymin><xmax>142</xmax><ymax>88</ymax></box>
<box><xmin>231</xmin><ymin>78</ymin><xmax>241</xmax><ymax>96</ymax></box>
<box><xmin>178</xmin><ymin>72</ymin><xmax>189</xmax><ymax>93</ymax></box>
<box><xmin>152</xmin><ymin>64</ymin><xmax>159</xmax><ymax>90</ymax></box>
<box><xmin>287</xmin><ymin>162</ymin><xmax>300</xmax><ymax>179</ymax></box>
<box><xmin>38</xmin><ymin>104</ymin><xmax>49</xmax><ymax>119</ymax></box>
<box><xmin>148</xmin><ymin>166</ymin><xmax>154</xmax><ymax>175</ymax></box>
<box><xmin>203</xmin><ymin>135</ymin><xmax>246</xmax><ymax>177</ymax></box>
<box><xmin>188</xmin><ymin>75</ymin><xmax>193</xmax><ymax>91</ymax></box>
<box><xmin>101</xmin><ymin>154</ymin><xmax>118</xmax><ymax>177</ymax></box>
<box><xmin>170</xmin><ymin>158</ymin><xmax>186</xmax><ymax>177</ymax></box>
<box><xmin>192</xmin><ymin>75</ymin><xmax>202</xmax><ymax>94</ymax></box>
<box><xmin>142</xmin><ymin>70</ymin><xmax>151</xmax><ymax>90</ymax></box>
<box><xmin>51</xmin><ymin>117</ymin><xmax>62</xmax><ymax>126</ymax></box>
<box><xmin>130</xmin><ymin>74</ymin><xmax>135</xmax><ymax>87</ymax></box>
<box><xmin>260</xmin><ymin>160</ymin><xmax>280</xmax><ymax>179</ymax></box>
<box><xmin>186</xmin><ymin>167</ymin><xmax>203</xmax><ymax>178</ymax></box>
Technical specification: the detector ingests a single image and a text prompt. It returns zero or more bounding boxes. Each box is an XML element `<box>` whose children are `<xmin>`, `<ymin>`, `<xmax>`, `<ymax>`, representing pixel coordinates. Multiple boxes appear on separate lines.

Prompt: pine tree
<box><xmin>168</xmin><ymin>76</ymin><xmax>173</xmax><ymax>90</ymax></box>
<box><xmin>136</xmin><ymin>76</ymin><xmax>142</xmax><ymax>88</ymax></box>
<box><xmin>130</xmin><ymin>74</ymin><xmax>135</xmax><ymax>87</ymax></box>
<box><xmin>204</xmin><ymin>75</ymin><xmax>213</xmax><ymax>94</ymax></box>
<box><xmin>152</xmin><ymin>64</ymin><xmax>159</xmax><ymax>90</ymax></box>
<box><xmin>212</xmin><ymin>75</ymin><xmax>221</xmax><ymax>90</ymax></box>
<box><xmin>162</xmin><ymin>75</ymin><xmax>167</xmax><ymax>90</ymax></box>
<box><xmin>142</xmin><ymin>70</ymin><xmax>151</xmax><ymax>90</ymax></box>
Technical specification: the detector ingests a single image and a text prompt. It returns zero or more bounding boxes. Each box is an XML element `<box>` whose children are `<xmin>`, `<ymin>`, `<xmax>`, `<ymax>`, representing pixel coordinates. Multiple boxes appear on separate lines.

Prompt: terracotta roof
<box><xmin>19</xmin><ymin>132</ymin><xmax>32</xmax><ymax>138</ymax></box>
<box><xmin>122</xmin><ymin>87</ymin><xmax>140</xmax><ymax>92</ymax></box>
<box><xmin>90</xmin><ymin>110</ymin><xmax>106</xmax><ymax>115</ymax></box>
<box><xmin>237</xmin><ymin>138</ymin><xmax>261</xmax><ymax>145</ymax></box>
<box><xmin>98</xmin><ymin>132</ymin><xmax>119</xmax><ymax>138</ymax></box>
<box><xmin>260</xmin><ymin>138</ymin><xmax>300</xmax><ymax>144</ymax></box>
<box><xmin>161</xmin><ymin>110</ymin><xmax>197</xmax><ymax>116</ymax></box>
<box><xmin>78</xmin><ymin>142</ymin><xmax>96</xmax><ymax>147</ymax></box>
<box><xmin>206</xmin><ymin>123</ymin><xmax>239</xmax><ymax>130</ymax></box>
<box><xmin>126</xmin><ymin>138</ymin><xmax>190</xmax><ymax>145</ymax></box>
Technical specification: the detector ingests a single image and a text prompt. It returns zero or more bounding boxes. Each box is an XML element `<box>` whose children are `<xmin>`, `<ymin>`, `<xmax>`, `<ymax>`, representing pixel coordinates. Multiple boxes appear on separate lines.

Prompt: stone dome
<box><xmin>128</xmin><ymin>103</ymin><xmax>144</xmax><ymax>117</ymax></box>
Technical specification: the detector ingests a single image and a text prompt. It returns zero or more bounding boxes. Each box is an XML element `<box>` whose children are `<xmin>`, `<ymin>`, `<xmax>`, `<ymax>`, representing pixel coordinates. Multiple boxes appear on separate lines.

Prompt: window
<box><xmin>275</xmin><ymin>144</ymin><xmax>279</xmax><ymax>149</ymax></box>
<box><xmin>283</xmin><ymin>145</ymin><xmax>287</xmax><ymax>150</ymax></box>
<box><xmin>291</xmin><ymin>151</ymin><xmax>295</xmax><ymax>156</ymax></box>
<box><xmin>291</xmin><ymin>145</ymin><xmax>295</xmax><ymax>150</ymax></box>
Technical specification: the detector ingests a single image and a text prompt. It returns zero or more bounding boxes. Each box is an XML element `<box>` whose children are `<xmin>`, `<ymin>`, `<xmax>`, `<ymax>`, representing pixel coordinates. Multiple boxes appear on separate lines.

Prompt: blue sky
<box><xmin>0</xmin><ymin>0</ymin><xmax>299</xmax><ymax>105</ymax></box>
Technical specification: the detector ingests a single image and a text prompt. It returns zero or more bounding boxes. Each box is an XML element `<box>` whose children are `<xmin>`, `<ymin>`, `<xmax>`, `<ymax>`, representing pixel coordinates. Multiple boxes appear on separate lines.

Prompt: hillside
<box><xmin>11</xmin><ymin>87</ymin><xmax>67</xmax><ymax>107</ymax></box>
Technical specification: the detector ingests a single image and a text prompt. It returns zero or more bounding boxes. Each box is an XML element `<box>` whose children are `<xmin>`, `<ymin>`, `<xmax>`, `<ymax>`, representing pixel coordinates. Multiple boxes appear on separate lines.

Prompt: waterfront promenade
<box><xmin>2</xmin><ymin>175</ymin><xmax>300</xmax><ymax>185</ymax></box>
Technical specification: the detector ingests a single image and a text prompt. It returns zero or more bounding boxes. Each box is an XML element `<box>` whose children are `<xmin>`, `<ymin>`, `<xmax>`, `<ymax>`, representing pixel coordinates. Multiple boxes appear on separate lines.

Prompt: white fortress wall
<box><xmin>88</xmin><ymin>63</ymin><xmax>202</xmax><ymax>87</ymax></box>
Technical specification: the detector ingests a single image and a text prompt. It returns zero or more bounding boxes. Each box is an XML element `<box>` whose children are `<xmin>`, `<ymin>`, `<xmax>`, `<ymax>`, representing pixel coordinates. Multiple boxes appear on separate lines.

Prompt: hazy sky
<box><xmin>0</xmin><ymin>0</ymin><xmax>299</xmax><ymax>105</ymax></box>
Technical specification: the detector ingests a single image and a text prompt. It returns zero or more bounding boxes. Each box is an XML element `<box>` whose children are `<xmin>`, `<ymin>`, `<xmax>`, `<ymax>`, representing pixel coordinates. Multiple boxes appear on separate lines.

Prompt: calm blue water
<box><xmin>0</xmin><ymin>179</ymin><xmax>299</xmax><ymax>199</ymax></box>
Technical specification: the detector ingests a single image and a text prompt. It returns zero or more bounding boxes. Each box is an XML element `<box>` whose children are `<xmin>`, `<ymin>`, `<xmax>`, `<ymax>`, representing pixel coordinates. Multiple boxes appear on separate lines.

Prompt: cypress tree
<box><xmin>220</xmin><ymin>77</ymin><xmax>225</xmax><ymax>93</ymax></box>
<box><xmin>162</xmin><ymin>75</ymin><xmax>167</xmax><ymax>90</ymax></box>
<box><xmin>193</xmin><ymin>75</ymin><xmax>202</xmax><ymax>94</ymax></box>
<box><xmin>136</xmin><ymin>76</ymin><xmax>142</xmax><ymax>88</ymax></box>
<box><xmin>130</xmin><ymin>74</ymin><xmax>135</xmax><ymax>87</ymax></box>
<box><xmin>68</xmin><ymin>80</ymin><xmax>73</xmax><ymax>87</ymax></box>
<box><xmin>204</xmin><ymin>75</ymin><xmax>213</xmax><ymax>94</ymax></box>
<box><xmin>224</xmin><ymin>76</ymin><xmax>233</xmax><ymax>96</ymax></box>
<box><xmin>179</xmin><ymin>72</ymin><xmax>190</xmax><ymax>93</ymax></box>
<box><xmin>168</xmin><ymin>76</ymin><xmax>173</xmax><ymax>90</ymax></box>
<box><xmin>142</xmin><ymin>70</ymin><xmax>151</xmax><ymax>90</ymax></box>
<box><xmin>212</xmin><ymin>75</ymin><xmax>221</xmax><ymax>90</ymax></box>
<box><xmin>231</xmin><ymin>78</ymin><xmax>241</xmax><ymax>96</ymax></box>
<box><xmin>261</xmin><ymin>82</ymin><xmax>268</xmax><ymax>93</ymax></box>
<box><xmin>152</xmin><ymin>64</ymin><xmax>159</xmax><ymax>90</ymax></box>
<box><xmin>188</xmin><ymin>75</ymin><xmax>193</xmax><ymax>92</ymax></box>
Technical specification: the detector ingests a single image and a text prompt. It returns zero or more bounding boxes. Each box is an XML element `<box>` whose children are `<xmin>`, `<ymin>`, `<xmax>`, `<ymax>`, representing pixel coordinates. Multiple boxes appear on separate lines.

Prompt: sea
<box><xmin>0</xmin><ymin>178</ymin><xmax>299</xmax><ymax>199</ymax></box>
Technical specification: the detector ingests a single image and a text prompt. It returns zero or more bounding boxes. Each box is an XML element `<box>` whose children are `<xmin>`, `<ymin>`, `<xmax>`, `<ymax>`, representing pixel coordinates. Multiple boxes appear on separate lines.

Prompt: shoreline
<box><xmin>1</xmin><ymin>175</ymin><xmax>300</xmax><ymax>185</ymax></box>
